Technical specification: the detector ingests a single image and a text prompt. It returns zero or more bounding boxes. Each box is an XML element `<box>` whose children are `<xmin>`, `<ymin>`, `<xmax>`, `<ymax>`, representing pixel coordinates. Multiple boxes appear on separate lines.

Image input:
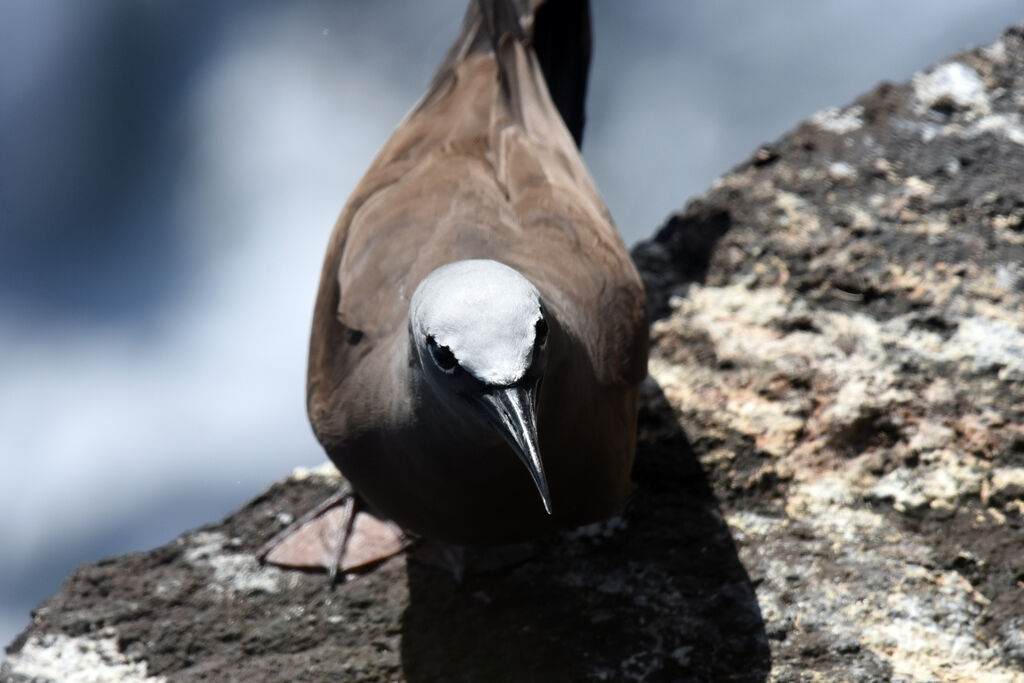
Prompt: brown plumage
<box><xmin>266</xmin><ymin>0</ymin><xmax>646</xmax><ymax>571</ymax></box>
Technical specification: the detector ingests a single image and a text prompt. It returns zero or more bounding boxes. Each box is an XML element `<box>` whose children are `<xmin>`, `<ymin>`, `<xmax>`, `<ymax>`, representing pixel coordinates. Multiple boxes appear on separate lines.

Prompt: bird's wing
<box><xmin>305</xmin><ymin>48</ymin><xmax>510</xmax><ymax>443</ymax></box>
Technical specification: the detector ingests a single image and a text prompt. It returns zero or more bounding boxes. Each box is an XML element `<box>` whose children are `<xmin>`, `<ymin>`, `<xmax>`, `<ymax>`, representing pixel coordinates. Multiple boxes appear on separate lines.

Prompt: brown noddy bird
<box><xmin>261</xmin><ymin>0</ymin><xmax>647</xmax><ymax>578</ymax></box>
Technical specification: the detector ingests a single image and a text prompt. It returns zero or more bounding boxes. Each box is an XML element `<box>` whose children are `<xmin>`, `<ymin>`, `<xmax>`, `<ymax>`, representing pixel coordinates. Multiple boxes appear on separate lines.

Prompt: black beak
<box><xmin>478</xmin><ymin>382</ymin><xmax>552</xmax><ymax>514</ymax></box>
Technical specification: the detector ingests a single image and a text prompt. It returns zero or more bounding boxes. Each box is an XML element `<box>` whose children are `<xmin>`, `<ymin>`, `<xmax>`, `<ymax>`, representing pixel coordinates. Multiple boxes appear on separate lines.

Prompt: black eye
<box><xmin>427</xmin><ymin>336</ymin><xmax>458</xmax><ymax>373</ymax></box>
<box><xmin>534</xmin><ymin>318</ymin><xmax>548</xmax><ymax>348</ymax></box>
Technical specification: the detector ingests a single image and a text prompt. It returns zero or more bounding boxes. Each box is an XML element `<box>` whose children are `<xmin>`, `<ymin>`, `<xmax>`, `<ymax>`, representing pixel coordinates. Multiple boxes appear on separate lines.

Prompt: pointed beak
<box><xmin>478</xmin><ymin>382</ymin><xmax>552</xmax><ymax>515</ymax></box>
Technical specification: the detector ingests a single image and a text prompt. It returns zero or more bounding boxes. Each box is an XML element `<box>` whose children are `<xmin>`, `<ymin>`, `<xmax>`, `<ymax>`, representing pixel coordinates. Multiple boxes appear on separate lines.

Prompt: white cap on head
<box><xmin>410</xmin><ymin>259</ymin><xmax>544</xmax><ymax>386</ymax></box>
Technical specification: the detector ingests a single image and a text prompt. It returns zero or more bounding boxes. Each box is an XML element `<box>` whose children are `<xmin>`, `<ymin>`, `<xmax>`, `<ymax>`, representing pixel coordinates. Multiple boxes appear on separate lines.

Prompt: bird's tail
<box><xmin>424</xmin><ymin>0</ymin><xmax>592</xmax><ymax>148</ymax></box>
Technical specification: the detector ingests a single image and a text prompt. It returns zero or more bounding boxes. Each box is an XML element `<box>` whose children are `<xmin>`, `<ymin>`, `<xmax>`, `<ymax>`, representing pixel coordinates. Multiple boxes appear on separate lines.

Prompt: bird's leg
<box><xmin>325</xmin><ymin>492</ymin><xmax>357</xmax><ymax>584</ymax></box>
<box><xmin>258</xmin><ymin>482</ymin><xmax>410</xmax><ymax>582</ymax></box>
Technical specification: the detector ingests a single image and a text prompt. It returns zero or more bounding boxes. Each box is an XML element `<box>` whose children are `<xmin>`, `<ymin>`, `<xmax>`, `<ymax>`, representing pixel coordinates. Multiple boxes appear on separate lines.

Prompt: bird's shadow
<box><xmin>399</xmin><ymin>381</ymin><xmax>770</xmax><ymax>682</ymax></box>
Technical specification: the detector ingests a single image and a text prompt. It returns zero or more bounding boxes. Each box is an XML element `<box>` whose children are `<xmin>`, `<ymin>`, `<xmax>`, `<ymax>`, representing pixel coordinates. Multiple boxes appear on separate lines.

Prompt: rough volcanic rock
<box><xmin>6</xmin><ymin>24</ymin><xmax>1024</xmax><ymax>683</ymax></box>
<box><xmin>632</xmin><ymin>24</ymin><xmax>1024</xmax><ymax>681</ymax></box>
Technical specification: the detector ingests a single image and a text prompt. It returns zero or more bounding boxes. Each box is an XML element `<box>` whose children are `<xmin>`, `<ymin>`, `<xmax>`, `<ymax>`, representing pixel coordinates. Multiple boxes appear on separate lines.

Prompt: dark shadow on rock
<box><xmin>631</xmin><ymin>203</ymin><xmax>733</xmax><ymax>321</ymax></box>
<box><xmin>400</xmin><ymin>381</ymin><xmax>769</xmax><ymax>682</ymax></box>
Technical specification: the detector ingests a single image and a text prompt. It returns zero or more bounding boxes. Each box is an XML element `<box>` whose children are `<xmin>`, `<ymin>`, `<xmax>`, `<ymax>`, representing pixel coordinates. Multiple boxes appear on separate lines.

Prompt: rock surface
<box><xmin>6</xmin><ymin>24</ymin><xmax>1024</xmax><ymax>683</ymax></box>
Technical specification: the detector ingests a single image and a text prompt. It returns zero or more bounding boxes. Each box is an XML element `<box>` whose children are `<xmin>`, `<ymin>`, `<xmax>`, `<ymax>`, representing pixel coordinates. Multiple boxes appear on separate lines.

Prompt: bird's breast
<box><xmin>330</xmin><ymin>353</ymin><xmax>636</xmax><ymax>546</ymax></box>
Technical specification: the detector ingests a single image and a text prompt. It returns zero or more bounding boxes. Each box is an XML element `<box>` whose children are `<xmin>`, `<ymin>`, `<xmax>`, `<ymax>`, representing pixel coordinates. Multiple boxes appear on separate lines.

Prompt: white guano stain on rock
<box><xmin>1001</xmin><ymin>616</ymin><xmax>1024</xmax><ymax>666</ymax></box>
<box><xmin>288</xmin><ymin>461</ymin><xmax>342</xmax><ymax>481</ymax></box>
<box><xmin>906</xmin><ymin>420</ymin><xmax>956</xmax><ymax>453</ymax></box>
<box><xmin>827</xmin><ymin>161</ymin><xmax>857</xmax><ymax>181</ymax></box>
<box><xmin>913</xmin><ymin>61</ymin><xmax>991</xmax><ymax>117</ymax></box>
<box><xmin>907</xmin><ymin>59</ymin><xmax>1024</xmax><ymax>148</ymax></box>
<box><xmin>942</xmin><ymin>315</ymin><xmax>1024</xmax><ymax>381</ymax></box>
<box><xmin>5</xmin><ymin>631</ymin><xmax>166</xmax><ymax>683</ymax></box>
<box><xmin>968</xmin><ymin>111</ymin><xmax>1024</xmax><ymax>146</ymax></box>
<box><xmin>989</xmin><ymin>467</ymin><xmax>1024</xmax><ymax>507</ymax></box>
<box><xmin>982</xmin><ymin>38</ymin><xmax>1009</xmax><ymax>64</ymax></box>
<box><xmin>870</xmin><ymin>449</ymin><xmax>986</xmax><ymax>518</ymax></box>
<box><xmin>811</xmin><ymin>104</ymin><xmax>865</xmax><ymax>134</ymax></box>
<box><xmin>182</xmin><ymin>530</ymin><xmax>292</xmax><ymax>595</ymax></box>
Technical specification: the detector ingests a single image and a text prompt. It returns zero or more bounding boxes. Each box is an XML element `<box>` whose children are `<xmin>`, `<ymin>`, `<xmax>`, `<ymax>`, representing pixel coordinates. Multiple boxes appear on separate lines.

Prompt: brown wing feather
<box><xmin>490</xmin><ymin>36</ymin><xmax>647</xmax><ymax>385</ymax></box>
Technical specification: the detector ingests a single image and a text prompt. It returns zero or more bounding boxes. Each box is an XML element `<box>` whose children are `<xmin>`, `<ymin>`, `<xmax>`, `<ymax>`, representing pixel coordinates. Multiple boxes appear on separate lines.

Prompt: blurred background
<box><xmin>2</xmin><ymin>0</ymin><xmax>1021</xmax><ymax>645</ymax></box>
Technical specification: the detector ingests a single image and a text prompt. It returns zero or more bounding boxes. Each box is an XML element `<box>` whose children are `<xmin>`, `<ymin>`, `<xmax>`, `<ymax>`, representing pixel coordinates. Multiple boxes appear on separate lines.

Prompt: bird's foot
<box><xmin>258</xmin><ymin>484</ymin><xmax>410</xmax><ymax>583</ymax></box>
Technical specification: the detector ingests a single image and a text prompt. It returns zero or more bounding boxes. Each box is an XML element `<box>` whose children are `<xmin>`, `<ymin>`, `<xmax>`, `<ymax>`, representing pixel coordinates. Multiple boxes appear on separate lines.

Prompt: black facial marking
<box><xmin>534</xmin><ymin>318</ymin><xmax>548</xmax><ymax>348</ymax></box>
<box><xmin>426</xmin><ymin>335</ymin><xmax>459</xmax><ymax>373</ymax></box>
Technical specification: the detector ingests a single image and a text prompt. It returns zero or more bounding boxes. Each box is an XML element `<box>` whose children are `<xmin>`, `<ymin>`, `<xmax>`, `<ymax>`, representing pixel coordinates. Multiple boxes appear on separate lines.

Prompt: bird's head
<box><xmin>409</xmin><ymin>259</ymin><xmax>552</xmax><ymax>514</ymax></box>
